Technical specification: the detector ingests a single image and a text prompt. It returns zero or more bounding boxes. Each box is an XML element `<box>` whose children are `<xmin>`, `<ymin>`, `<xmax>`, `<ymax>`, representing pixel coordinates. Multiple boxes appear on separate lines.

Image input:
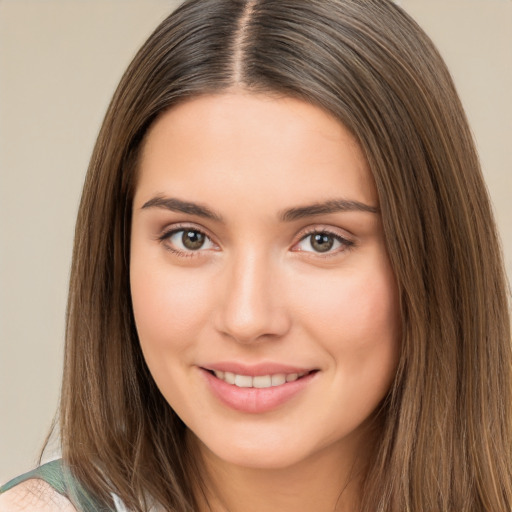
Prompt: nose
<box><xmin>214</xmin><ymin>249</ymin><xmax>291</xmax><ymax>344</ymax></box>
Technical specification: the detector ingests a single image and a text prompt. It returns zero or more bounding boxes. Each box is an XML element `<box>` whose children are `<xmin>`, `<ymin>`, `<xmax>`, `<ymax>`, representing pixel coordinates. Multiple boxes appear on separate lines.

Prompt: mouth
<box><xmin>200</xmin><ymin>366</ymin><xmax>319</xmax><ymax>413</ymax></box>
<box><xmin>204</xmin><ymin>369</ymin><xmax>315</xmax><ymax>388</ymax></box>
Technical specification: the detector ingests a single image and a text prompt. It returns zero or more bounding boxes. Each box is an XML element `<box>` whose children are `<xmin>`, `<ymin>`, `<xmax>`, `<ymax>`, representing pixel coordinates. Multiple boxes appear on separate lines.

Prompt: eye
<box><xmin>159</xmin><ymin>227</ymin><xmax>216</xmax><ymax>256</ymax></box>
<box><xmin>294</xmin><ymin>230</ymin><xmax>354</xmax><ymax>255</ymax></box>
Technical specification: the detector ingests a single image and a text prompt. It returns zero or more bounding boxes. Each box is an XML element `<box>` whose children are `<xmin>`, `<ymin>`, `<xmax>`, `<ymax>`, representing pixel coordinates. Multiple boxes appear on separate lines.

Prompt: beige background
<box><xmin>0</xmin><ymin>0</ymin><xmax>510</xmax><ymax>484</ymax></box>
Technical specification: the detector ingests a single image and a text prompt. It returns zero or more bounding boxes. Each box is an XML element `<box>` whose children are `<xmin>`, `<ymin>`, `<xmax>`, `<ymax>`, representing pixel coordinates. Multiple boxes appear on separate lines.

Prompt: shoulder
<box><xmin>0</xmin><ymin>478</ymin><xmax>77</xmax><ymax>511</ymax></box>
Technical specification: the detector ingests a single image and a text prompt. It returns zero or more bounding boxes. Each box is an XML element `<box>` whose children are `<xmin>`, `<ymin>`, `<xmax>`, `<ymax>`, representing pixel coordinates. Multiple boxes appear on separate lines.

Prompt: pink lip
<box><xmin>200</xmin><ymin>367</ymin><xmax>317</xmax><ymax>414</ymax></box>
<box><xmin>203</xmin><ymin>361</ymin><xmax>313</xmax><ymax>376</ymax></box>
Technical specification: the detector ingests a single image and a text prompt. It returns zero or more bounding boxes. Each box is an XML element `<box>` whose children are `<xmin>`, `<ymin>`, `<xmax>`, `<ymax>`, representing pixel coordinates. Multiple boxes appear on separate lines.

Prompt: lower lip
<box><xmin>201</xmin><ymin>369</ymin><xmax>317</xmax><ymax>414</ymax></box>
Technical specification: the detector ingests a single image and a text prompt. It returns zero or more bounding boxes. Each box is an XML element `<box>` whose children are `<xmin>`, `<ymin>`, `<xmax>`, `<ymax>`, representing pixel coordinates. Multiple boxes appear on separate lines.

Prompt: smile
<box><xmin>211</xmin><ymin>370</ymin><xmax>310</xmax><ymax>388</ymax></box>
<box><xmin>201</xmin><ymin>366</ymin><xmax>318</xmax><ymax>413</ymax></box>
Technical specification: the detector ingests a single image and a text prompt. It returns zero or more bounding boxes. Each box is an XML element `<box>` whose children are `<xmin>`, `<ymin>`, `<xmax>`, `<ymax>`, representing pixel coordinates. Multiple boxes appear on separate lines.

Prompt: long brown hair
<box><xmin>53</xmin><ymin>0</ymin><xmax>512</xmax><ymax>510</ymax></box>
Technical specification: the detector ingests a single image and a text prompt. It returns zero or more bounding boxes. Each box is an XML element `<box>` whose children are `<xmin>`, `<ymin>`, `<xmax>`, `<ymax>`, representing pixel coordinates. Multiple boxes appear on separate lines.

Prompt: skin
<box><xmin>130</xmin><ymin>92</ymin><xmax>400</xmax><ymax>512</ymax></box>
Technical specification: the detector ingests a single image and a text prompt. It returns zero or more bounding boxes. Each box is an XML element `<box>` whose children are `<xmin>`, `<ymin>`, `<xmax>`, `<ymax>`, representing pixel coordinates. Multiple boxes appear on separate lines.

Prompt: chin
<box><xmin>208</xmin><ymin>441</ymin><xmax>314</xmax><ymax>470</ymax></box>
<box><xmin>190</xmin><ymin>420</ymin><xmax>355</xmax><ymax>472</ymax></box>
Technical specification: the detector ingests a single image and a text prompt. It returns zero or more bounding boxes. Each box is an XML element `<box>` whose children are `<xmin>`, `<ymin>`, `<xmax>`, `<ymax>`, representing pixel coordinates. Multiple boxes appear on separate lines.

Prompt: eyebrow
<box><xmin>141</xmin><ymin>195</ymin><xmax>379</xmax><ymax>222</ymax></box>
<box><xmin>141</xmin><ymin>196</ymin><xmax>223</xmax><ymax>222</ymax></box>
<box><xmin>279</xmin><ymin>198</ymin><xmax>379</xmax><ymax>221</ymax></box>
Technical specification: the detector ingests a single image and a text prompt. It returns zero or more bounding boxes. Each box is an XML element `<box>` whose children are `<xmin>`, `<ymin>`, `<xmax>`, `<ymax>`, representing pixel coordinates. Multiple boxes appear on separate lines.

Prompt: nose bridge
<box><xmin>216</xmin><ymin>245</ymin><xmax>289</xmax><ymax>343</ymax></box>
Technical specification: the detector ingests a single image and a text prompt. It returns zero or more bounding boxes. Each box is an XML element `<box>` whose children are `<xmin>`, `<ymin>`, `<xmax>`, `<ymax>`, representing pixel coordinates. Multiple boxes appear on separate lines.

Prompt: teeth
<box><xmin>212</xmin><ymin>370</ymin><xmax>309</xmax><ymax>388</ymax></box>
<box><xmin>234</xmin><ymin>374</ymin><xmax>253</xmax><ymax>387</ymax></box>
<box><xmin>253</xmin><ymin>375</ymin><xmax>271</xmax><ymax>388</ymax></box>
<box><xmin>271</xmin><ymin>374</ymin><xmax>286</xmax><ymax>386</ymax></box>
<box><xmin>224</xmin><ymin>371</ymin><xmax>235</xmax><ymax>384</ymax></box>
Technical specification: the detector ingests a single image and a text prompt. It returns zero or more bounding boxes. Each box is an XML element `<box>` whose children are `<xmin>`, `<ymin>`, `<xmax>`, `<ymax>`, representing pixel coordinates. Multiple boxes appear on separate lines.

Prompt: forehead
<box><xmin>134</xmin><ymin>92</ymin><xmax>377</xmax><ymax>212</ymax></box>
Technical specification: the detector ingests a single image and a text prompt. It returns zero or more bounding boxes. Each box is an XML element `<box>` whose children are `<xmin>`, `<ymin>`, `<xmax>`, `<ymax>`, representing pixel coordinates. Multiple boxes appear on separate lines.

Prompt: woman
<box><xmin>1</xmin><ymin>0</ymin><xmax>511</xmax><ymax>510</ymax></box>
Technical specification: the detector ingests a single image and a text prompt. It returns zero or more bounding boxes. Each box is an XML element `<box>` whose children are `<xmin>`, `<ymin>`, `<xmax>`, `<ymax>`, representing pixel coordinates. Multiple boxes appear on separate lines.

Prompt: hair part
<box><xmin>51</xmin><ymin>1</ymin><xmax>512</xmax><ymax>511</ymax></box>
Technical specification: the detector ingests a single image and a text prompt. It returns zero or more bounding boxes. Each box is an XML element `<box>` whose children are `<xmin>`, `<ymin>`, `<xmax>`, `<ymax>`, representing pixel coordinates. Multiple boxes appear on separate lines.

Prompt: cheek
<box><xmin>299</xmin><ymin>267</ymin><xmax>398</xmax><ymax>341</ymax></box>
<box><xmin>300</xmin><ymin>266</ymin><xmax>400</xmax><ymax>435</ymax></box>
<box><xmin>294</xmin><ymin>258</ymin><xmax>400</xmax><ymax>386</ymax></box>
<box><xmin>130</xmin><ymin>255</ymin><xmax>213</xmax><ymax>355</ymax></box>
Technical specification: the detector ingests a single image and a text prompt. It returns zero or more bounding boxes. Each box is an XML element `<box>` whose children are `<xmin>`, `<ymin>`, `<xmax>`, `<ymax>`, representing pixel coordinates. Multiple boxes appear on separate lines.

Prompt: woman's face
<box><xmin>130</xmin><ymin>92</ymin><xmax>400</xmax><ymax>469</ymax></box>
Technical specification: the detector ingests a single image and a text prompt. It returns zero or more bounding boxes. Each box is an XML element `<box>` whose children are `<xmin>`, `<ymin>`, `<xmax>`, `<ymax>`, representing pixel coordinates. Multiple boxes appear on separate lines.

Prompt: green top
<box><xmin>0</xmin><ymin>459</ymin><xmax>116</xmax><ymax>511</ymax></box>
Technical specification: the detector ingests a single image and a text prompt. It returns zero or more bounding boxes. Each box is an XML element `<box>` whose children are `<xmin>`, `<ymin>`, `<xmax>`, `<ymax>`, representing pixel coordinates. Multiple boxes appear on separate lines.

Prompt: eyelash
<box><xmin>157</xmin><ymin>225</ymin><xmax>355</xmax><ymax>259</ymax></box>
<box><xmin>297</xmin><ymin>228</ymin><xmax>355</xmax><ymax>258</ymax></box>
<box><xmin>157</xmin><ymin>224</ymin><xmax>214</xmax><ymax>259</ymax></box>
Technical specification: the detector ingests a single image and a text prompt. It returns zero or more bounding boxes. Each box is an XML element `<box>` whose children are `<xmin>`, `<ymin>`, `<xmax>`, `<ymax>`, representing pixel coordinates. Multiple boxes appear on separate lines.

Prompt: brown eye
<box><xmin>310</xmin><ymin>233</ymin><xmax>334</xmax><ymax>253</ymax></box>
<box><xmin>295</xmin><ymin>230</ymin><xmax>354</xmax><ymax>255</ymax></box>
<box><xmin>161</xmin><ymin>227</ymin><xmax>215</xmax><ymax>255</ymax></box>
<box><xmin>182</xmin><ymin>230</ymin><xmax>206</xmax><ymax>250</ymax></box>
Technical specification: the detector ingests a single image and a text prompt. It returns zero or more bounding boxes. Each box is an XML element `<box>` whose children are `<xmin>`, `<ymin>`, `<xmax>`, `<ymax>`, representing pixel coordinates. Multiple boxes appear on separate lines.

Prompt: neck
<box><xmin>190</xmin><ymin>433</ymin><xmax>371</xmax><ymax>512</ymax></box>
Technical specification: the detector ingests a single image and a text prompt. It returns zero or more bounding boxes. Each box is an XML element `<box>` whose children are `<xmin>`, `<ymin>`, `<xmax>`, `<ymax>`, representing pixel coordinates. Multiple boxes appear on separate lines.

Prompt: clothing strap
<box><xmin>0</xmin><ymin>459</ymin><xmax>115</xmax><ymax>511</ymax></box>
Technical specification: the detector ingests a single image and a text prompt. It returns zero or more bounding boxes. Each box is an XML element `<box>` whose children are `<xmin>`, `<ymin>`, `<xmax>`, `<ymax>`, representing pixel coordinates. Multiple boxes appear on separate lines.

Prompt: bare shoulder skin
<box><xmin>0</xmin><ymin>479</ymin><xmax>77</xmax><ymax>512</ymax></box>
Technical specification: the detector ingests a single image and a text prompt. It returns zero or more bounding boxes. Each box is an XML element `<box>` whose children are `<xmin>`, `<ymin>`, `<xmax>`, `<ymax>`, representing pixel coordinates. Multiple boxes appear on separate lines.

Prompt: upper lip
<box><xmin>201</xmin><ymin>362</ymin><xmax>316</xmax><ymax>376</ymax></box>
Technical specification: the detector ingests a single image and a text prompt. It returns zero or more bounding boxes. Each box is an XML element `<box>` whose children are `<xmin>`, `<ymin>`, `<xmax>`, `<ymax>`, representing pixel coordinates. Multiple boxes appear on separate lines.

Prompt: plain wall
<box><xmin>0</xmin><ymin>0</ymin><xmax>511</xmax><ymax>484</ymax></box>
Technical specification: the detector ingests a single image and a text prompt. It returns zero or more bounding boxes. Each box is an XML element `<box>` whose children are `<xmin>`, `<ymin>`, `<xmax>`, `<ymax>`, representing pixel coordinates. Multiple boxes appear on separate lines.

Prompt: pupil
<box><xmin>182</xmin><ymin>230</ymin><xmax>205</xmax><ymax>250</ymax></box>
<box><xmin>311</xmin><ymin>233</ymin><xmax>334</xmax><ymax>253</ymax></box>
